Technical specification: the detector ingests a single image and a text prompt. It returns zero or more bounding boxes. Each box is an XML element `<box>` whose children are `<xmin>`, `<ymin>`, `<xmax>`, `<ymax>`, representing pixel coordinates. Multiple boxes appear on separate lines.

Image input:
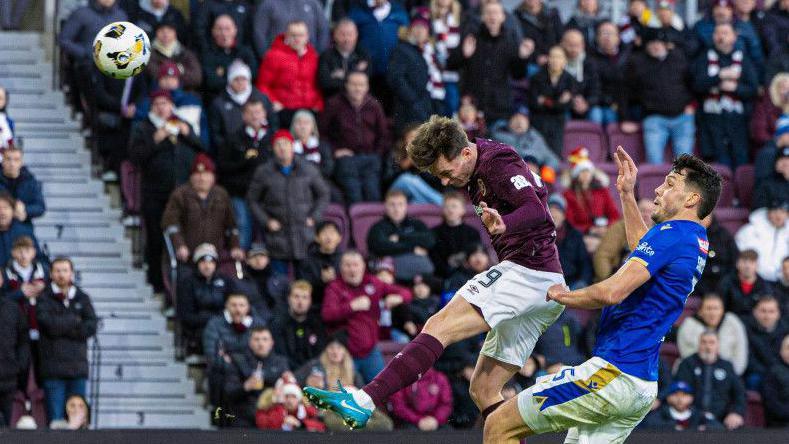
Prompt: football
<box><xmin>92</xmin><ymin>21</ymin><xmax>151</xmax><ymax>79</ymax></box>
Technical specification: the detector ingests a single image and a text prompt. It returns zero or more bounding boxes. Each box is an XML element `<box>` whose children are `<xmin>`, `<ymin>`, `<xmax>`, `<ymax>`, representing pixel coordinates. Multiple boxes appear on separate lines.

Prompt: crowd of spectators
<box><xmin>0</xmin><ymin>0</ymin><xmax>785</xmax><ymax>433</ymax></box>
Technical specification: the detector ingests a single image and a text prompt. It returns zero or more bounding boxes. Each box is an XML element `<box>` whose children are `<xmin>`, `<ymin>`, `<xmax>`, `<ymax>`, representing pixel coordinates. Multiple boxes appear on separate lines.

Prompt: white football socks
<box><xmin>351</xmin><ymin>388</ymin><xmax>376</xmax><ymax>412</ymax></box>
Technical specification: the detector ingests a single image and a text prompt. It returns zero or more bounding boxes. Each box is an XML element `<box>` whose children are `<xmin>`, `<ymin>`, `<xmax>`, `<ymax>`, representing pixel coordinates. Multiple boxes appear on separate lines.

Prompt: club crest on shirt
<box><xmin>698</xmin><ymin>238</ymin><xmax>709</xmax><ymax>254</ymax></box>
<box><xmin>365</xmin><ymin>284</ymin><xmax>375</xmax><ymax>295</ymax></box>
<box><xmin>477</xmin><ymin>178</ymin><xmax>486</xmax><ymax>196</ymax></box>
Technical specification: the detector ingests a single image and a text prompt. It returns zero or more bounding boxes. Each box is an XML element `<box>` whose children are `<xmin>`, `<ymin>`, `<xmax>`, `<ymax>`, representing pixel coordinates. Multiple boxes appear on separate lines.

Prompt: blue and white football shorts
<box><xmin>517</xmin><ymin>357</ymin><xmax>657</xmax><ymax>444</ymax></box>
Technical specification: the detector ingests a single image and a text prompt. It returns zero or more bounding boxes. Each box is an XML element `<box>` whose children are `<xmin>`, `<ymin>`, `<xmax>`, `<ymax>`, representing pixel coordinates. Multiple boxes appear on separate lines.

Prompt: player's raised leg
<box><xmin>469</xmin><ymin>354</ymin><xmax>520</xmax><ymax>420</ymax></box>
<box><xmin>304</xmin><ymin>294</ymin><xmax>490</xmax><ymax>429</ymax></box>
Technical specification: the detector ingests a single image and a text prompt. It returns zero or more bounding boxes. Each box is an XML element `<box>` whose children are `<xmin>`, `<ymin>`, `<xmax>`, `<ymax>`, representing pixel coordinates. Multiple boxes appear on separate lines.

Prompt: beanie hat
<box><xmin>227</xmin><ymin>59</ymin><xmax>252</xmax><ymax>81</ymax></box>
<box><xmin>158</xmin><ymin>60</ymin><xmax>180</xmax><ymax>80</ymax></box>
<box><xmin>569</xmin><ymin>146</ymin><xmax>595</xmax><ymax>178</ymax></box>
<box><xmin>149</xmin><ymin>89</ymin><xmax>172</xmax><ymax>102</ymax></box>
<box><xmin>191</xmin><ymin>152</ymin><xmax>216</xmax><ymax>175</ymax></box>
<box><xmin>273</xmin><ymin>129</ymin><xmax>294</xmax><ymax>144</ymax></box>
<box><xmin>193</xmin><ymin>243</ymin><xmax>219</xmax><ymax>263</ymax></box>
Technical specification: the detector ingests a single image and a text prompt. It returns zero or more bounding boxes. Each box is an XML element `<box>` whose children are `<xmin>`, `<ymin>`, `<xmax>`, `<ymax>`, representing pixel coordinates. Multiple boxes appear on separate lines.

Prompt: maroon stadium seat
<box><xmin>349</xmin><ymin>203</ymin><xmax>386</xmax><ymax>257</ymax></box>
<box><xmin>746</xmin><ymin>390</ymin><xmax>766</xmax><ymax>427</ymax></box>
<box><xmin>606</xmin><ymin>123</ymin><xmax>645</xmax><ymax>164</ymax></box>
<box><xmin>322</xmin><ymin>203</ymin><xmax>351</xmax><ymax>250</ymax></box>
<box><xmin>563</xmin><ymin>121</ymin><xmax>607</xmax><ymax>163</ymax></box>
<box><xmin>710</xmin><ymin>164</ymin><xmax>734</xmax><ymax>207</ymax></box>
<box><xmin>408</xmin><ymin>204</ymin><xmax>443</xmax><ymax>228</ymax></box>
<box><xmin>659</xmin><ymin>342</ymin><xmax>680</xmax><ymax>368</ymax></box>
<box><xmin>734</xmin><ymin>165</ymin><xmax>755</xmax><ymax>209</ymax></box>
<box><xmin>120</xmin><ymin>160</ymin><xmax>141</xmax><ymax>214</ymax></box>
<box><xmin>635</xmin><ymin>164</ymin><xmax>671</xmax><ymax>200</ymax></box>
<box><xmin>714</xmin><ymin>207</ymin><xmax>750</xmax><ymax>235</ymax></box>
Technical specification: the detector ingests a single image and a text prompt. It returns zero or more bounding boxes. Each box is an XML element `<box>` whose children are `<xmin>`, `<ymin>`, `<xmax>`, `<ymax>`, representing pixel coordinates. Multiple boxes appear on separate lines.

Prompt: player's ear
<box><xmin>684</xmin><ymin>190</ymin><xmax>702</xmax><ymax>210</ymax></box>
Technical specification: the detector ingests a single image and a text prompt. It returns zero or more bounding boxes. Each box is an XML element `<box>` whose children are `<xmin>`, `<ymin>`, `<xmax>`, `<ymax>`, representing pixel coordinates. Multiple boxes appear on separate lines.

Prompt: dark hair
<box><xmin>754</xmin><ymin>295</ymin><xmax>779</xmax><ymax>309</ymax></box>
<box><xmin>316</xmin><ymin>220</ymin><xmax>340</xmax><ymax>234</ymax></box>
<box><xmin>701</xmin><ymin>292</ymin><xmax>723</xmax><ymax>305</ymax></box>
<box><xmin>51</xmin><ymin>256</ymin><xmax>74</xmax><ymax>271</ymax></box>
<box><xmin>12</xmin><ymin>235</ymin><xmax>34</xmax><ymax>250</ymax></box>
<box><xmin>738</xmin><ymin>249</ymin><xmax>758</xmax><ymax>261</ymax></box>
<box><xmin>64</xmin><ymin>394</ymin><xmax>91</xmax><ymax>429</ymax></box>
<box><xmin>385</xmin><ymin>188</ymin><xmax>408</xmax><ymax>201</ymax></box>
<box><xmin>394</xmin><ymin>122</ymin><xmax>423</xmax><ymax>163</ymax></box>
<box><xmin>408</xmin><ymin>115</ymin><xmax>469</xmax><ymax>172</ymax></box>
<box><xmin>0</xmin><ymin>191</ymin><xmax>14</xmax><ymax>208</ymax></box>
<box><xmin>242</xmin><ymin>98</ymin><xmax>265</xmax><ymax>111</ymax></box>
<box><xmin>250</xmin><ymin>326</ymin><xmax>271</xmax><ymax>336</ymax></box>
<box><xmin>345</xmin><ymin>70</ymin><xmax>368</xmax><ymax>83</ymax></box>
<box><xmin>671</xmin><ymin>154</ymin><xmax>722</xmax><ymax>219</ymax></box>
<box><xmin>443</xmin><ymin>190</ymin><xmax>466</xmax><ymax>203</ymax></box>
<box><xmin>225</xmin><ymin>292</ymin><xmax>249</xmax><ymax>302</ymax></box>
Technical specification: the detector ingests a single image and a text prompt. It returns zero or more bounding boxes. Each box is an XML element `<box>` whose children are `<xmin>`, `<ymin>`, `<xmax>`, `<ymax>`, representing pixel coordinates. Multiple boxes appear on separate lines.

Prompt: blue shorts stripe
<box><xmin>532</xmin><ymin>380</ymin><xmax>590</xmax><ymax>411</ymax></box>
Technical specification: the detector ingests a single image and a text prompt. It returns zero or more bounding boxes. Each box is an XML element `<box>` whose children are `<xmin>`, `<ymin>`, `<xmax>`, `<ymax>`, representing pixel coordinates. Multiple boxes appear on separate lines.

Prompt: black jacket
<box><xmin>222</xmin><ymin>347</ymin><xmax>290</xmax><ymax>427</ymax></box>
<box><xmin>717</xmin><ymin>272</ymin><xmax>775</xmax><ymax>316</ymax></box>
<box><xmin>0</xmin><ymin>167</ymin><xmax>46</xmax><ymax>226</ymax></box>
<box><xmin>193</xmin><ymin>0</ymin><xmax>254</xmax><ymax>55</ymax></box>
<box><xmin>176</xmin><ymin>271</ymin><xmax>230</xmax><ymax>331</ymax></box>
<box><xmin>228</xmin><ymin>264</ymin><xmax>288</xmax><ymax>315</ymax></box>
<box><xmin>430</xmin><ymin>223</ymin><xmax>481</xmax><ymax>279</ymax></box>
<box><xmin>36</xmin><ymin>286</ymin><xmax>98</xmax><ymax>379</ymax></box>
<box><xmin>0</xmin><ymin>297</ymin><xmax>29</xmax><ymax>393</ymax></box>
<box><xmin>387</xmin><ymin>41</ymin><xmax>437</xmax><ymax>133</ymax></box>
<box><xmin>556</xmin><ymin>223</ymin><xmax>593</xmax><ymax>288</ymax></box>
<box><xmin>296</xmin><ymin>243</ymin><xmax>342</xmax><ymax>305</ymax></box>
<box><xmin>270</xmin><ymin>309</ymin><xmax>327</xmax><ymax>369</ymax></box>
<box><xmin>208</xmin><ymin>88</ymin><xmax>278</xmax><ymax>154</ymax></box>
<box><xmin>570</xmin><ymin>56</ymin><xmax>601</xmax><ymax>111</ymax></box>
<box><xmin>200</xmin><ymin>43</ymin><xmax>258</xmax><ymax>97</ymax></box>
<box><xmin>121</xmin><ymin>1</ymin><xmax>188</xmax><ymax>47</ymax></box>
<box><xmin>367</xmin><ymin>216</ymin><xmax>436</xmax><ymax>259</ymax></box>
<box><xmin>409</xmin><ymin>295</ymin><xmax>440</xmax><ymax>327</ymax></box>
<box><xmin>513</xmin><ymin>6</ymin><xmax>563</xmax><ymax>60</ymax></box>
<box><xmin>675</xmin><ymin>354</ymin><xmax>746</xmax><ymax>420</ymax></box>
<box><xmin>640</xmin><ymin>404</ymin><xmax>722</xmax><ymax>430</ymax></box>
<box><xmin>528</xmin><ymin>68</ymin><xmax>580</xmax><ymax>116</ymax></box>
<box><xmin>695</xmin><ymin>218</ymin><xmax>738</xmax><ymax>296</ymax></box>
<box><xmin>318</xmin><ymin>45</ymin><xmax>372</xmax><ymax>99</ymax></box>
<box><xmin>590</xmin><ymin>46</ymin><xmax>631</xmax><ymax>109</ymax></box>
<box><xmin>128</xmin><ymin>117</ymin><xmax>202</xmax><ymax>197</ymax></box>
<box><xmin>623</xmin><ymin>49</ymin><xmax>693</xmax><ymax>119</ymax></box>
<box><xmin>744</xmin><ymin>316</ymin><xmax>789</xmax><ymax>377</ymax></box>
<box><xmin>448</xmin><ymin>26</ymin><xmax>528</xmax><ymax>122</ymax></box>
<box><xmin>763</xmin><ymin>360</ymin><xmax>789</xmax><ymax>427</ymax></box>
<box><xmin>218</xmin><ymin>125</ymin><xmax>273</xmax><ymax>198</ymax></box>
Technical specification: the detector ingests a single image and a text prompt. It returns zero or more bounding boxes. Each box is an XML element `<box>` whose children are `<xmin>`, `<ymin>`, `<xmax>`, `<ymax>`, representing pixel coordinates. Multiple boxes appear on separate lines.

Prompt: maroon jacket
<box><xmin>319</xmin><ymin>93</ymin><xmax>390</xmax><ymax>155</ymax></box>
<box><xmin>749</xmin><ymin>93</ymin><xmax>782</xmax><ymax>149</ymax></box>
<box><xmin>321</xmin><ymin>274</ymin><xmax>412</xmax><ymax>358</ymax></box>
<box><xmin>390</xmin><ymin>368</ymin><xmax>453</xmax><ymax>426</ymax></box>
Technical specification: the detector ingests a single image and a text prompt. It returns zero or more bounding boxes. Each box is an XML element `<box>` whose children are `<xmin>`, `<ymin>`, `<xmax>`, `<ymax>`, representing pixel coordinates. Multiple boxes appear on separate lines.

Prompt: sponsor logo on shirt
<box><xmin>636</xmin><ymin>241</ymin><xmax>655</xmax><ymax>256</ymax></box>
<box><xmin>698</xmin><ymin>238</ymin><xmax>709</xmax><ymax>254</ymax></box>
<box><xmin>660</xmin><ymin>224</ymin><xmax>673</xmax><ymax>231</ymax></box>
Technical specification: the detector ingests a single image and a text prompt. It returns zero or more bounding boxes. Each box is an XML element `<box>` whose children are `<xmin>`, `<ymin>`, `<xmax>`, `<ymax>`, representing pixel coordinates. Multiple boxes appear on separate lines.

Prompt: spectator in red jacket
<box><xmin>390</xmin><ymin>367</ymin><xmax>452</xmax><ymax>430</ymax></box>
<box><xmin>561</xmin><ymin>146</ymin><xmax>620</xmax><ymax>233</ymax></box>
<box><xmin>321</xmin><ymin>250</ymin><xmax>412</xmax><ymax>383</ymax></box>
<box><xmin>255</xmin><ymin>376</ymin><xmax>326</xmax><ymax>431</ymax></box>
<box><xmin>256</xmin><ymin>21</ymin><xmax>323</xmax><ymax>128</ymax></box>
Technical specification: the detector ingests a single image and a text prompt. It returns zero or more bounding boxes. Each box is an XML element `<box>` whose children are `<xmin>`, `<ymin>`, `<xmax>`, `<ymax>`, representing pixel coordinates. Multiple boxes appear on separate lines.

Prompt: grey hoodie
<box><xmin>58</xmin><ymin>0</ymin><xmax>128</xmax><ymax>61</ymax></box>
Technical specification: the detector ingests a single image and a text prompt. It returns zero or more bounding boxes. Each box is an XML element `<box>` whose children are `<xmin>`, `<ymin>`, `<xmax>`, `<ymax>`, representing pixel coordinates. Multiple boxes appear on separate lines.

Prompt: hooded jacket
<box><xmin>256</xmin><ymin>34</ymin><xmax>323</xmax><ymax>111</ymax></box>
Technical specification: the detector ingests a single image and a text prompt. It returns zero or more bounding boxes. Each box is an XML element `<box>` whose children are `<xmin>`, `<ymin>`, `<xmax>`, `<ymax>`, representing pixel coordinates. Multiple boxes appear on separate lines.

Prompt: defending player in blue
<box><xmin>484</xmin><ymin>147</ymin><xmax>722</xmax><ymax>444</ymax></box>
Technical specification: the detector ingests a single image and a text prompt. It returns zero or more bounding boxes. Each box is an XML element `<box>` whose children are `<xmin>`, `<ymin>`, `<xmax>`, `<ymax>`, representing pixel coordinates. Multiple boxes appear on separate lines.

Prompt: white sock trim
<box><xmin>351</xmin><ymin>388</ymin><xmax>376</xmax><ymax>412</ymax></box>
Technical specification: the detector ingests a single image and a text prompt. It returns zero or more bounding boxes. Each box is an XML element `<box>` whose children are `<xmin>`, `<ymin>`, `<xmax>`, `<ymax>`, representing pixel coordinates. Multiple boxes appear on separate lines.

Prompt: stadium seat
<box><xmin>714</xmin><ymin>207</ymin><xmax>750</xmax><ymax>235</ymax></box>
<box><xmin>120</xmin><ymin>160</ymin><xmax>141</xmax><ymax>215</ymax></box>
<box><xmin>746</xmin><ymin>390</ymin><xmax>766</xmax><ymax>427</ymax></box>
<box><xmin>734</xmin><ymin>165</ymin><xmax>755</xmax><ymax>209</ymax></box>
<box><xmin>635</xmin><ymin>164</ymin><xmax>672</xmax><ymax>200</ymax></box>
<box><xmin>659</xmin><ymin>342</ymin><xmax>680</xmax><ymax>368</ymax></box>
<box><xmin>408</xmin><ymin>204</ymin><xmax>443</xmax><ymax>228</ymax></box>
<box><xmin>322</xmin><ymin>203</ymin><xmax>351</xmax><ymax>250</ymax></box>
<box><xmin>348</xmin><ymin>202</ymin><xmax>386</xmax><ymax>257</ymax></box>
<box><xmin>710</xmin><ymin>164</ymin><xmax>734</xmax><ymax>207</ymax></box>
<box><xmin>563</xmin><ymin>121</ymin><xmax>607</xmax><ymax>163</ymax></box>
<box><xmin>606</xmin><ymin>123</ymin><xmax>645</xmax><ymax>163</ymax></box>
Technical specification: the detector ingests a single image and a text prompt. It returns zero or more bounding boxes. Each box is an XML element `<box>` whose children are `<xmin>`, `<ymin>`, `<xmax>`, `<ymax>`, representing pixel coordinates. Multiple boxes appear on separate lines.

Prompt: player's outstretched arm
<box><xmin>547</xmin><ymin>259</ymin><xmax>651</xmax><ymax>309</ymax></box>
<box><xmin>614</xmin><ymin>146</ymin><xmax>649</xmax><ymax>251</ymax></box>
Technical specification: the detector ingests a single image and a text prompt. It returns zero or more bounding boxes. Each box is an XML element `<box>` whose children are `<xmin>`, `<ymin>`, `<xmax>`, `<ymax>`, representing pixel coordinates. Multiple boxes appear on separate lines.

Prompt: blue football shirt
<box><xmin>593</xmin><ymin>220</ymin><xmax>708</xmax><ymax>381</ymax></box>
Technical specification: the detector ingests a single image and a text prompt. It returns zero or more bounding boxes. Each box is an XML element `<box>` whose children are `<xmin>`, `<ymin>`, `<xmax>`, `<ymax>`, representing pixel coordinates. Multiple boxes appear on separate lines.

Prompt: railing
<box><xmin>88</xmin><ymin>331</ymin><xmax>102</xmax><ymax>429</ymax></box>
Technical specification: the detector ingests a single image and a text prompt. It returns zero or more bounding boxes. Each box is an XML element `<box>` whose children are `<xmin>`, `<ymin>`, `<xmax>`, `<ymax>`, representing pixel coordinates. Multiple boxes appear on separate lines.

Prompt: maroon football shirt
<box><xmin>466</xmin><ymin>138</ymin><xmax>563</xmax><ymax>274</ymax></box>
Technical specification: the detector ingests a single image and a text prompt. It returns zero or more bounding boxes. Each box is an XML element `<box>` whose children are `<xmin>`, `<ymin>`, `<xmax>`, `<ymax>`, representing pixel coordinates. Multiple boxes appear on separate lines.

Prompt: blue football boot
<box><xmin>303</xmin><ymin>380</ymin><xmax>372</xmax><ymax>430</ymax></box>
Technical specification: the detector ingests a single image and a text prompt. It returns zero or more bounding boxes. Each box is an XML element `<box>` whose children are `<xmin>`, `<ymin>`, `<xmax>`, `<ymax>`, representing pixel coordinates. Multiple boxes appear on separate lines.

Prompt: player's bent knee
<box><xmin>483</xmin><ymin>409</ymin><xmax>518</xmax><ymax>443</ymax></box>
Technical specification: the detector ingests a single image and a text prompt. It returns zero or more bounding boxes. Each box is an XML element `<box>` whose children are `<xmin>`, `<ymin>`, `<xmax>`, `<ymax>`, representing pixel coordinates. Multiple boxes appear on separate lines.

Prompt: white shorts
<box><xmin>456</xmin><ymin>260</ymin><xmax>565</xmax><ymax>367</ymax></box>
<box><xmin>517</xmin><ymin>357</ymin><xmax>657</xmax><ymax>444</ymax></box>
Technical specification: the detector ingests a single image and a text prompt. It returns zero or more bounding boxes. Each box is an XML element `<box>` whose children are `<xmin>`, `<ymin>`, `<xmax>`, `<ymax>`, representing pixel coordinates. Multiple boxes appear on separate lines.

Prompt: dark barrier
<box><xmin>2</xmin><ymin>429</ymin><xmax>788</xmax><ymax>444</ymax></box>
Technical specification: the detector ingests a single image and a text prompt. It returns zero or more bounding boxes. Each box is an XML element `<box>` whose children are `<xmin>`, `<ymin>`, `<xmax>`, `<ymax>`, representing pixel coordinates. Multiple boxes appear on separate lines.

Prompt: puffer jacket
<box><xmin>176</xmin><ymin>271</ymin><xmax>230</xmax><ymax>331</ymax></box>
<box><xmin>246</xmin><ymin>157</ymin><xmax>329</xmax><ymax>260</ymax></box>
<box><xmin>735</xmin><ymin>208</ymin><xmax>788</xmax><ymax>282</ymax></box>
<box><xmin>256</xmin><ymin>34</ymin><xmax>323</xmax><ymax>111</ymax></box>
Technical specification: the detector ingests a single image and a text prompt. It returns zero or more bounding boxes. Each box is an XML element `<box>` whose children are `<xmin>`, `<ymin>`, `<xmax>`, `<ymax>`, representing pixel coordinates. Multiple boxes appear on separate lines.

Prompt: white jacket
<box><xmin>677</xmin><ymin>313</ymin><xmax>749</xmax><ymax>375</ymax></box>
<box><xmin>735</xmin><ymin>208</ymin><xmax>788</xmax><ymax>282</ymax></box>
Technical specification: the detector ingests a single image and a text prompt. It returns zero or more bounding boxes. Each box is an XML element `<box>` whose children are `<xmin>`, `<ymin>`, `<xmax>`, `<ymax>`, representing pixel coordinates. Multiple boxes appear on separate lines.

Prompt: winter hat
<box><xmin>248</xmin><ymin>242</ymin><xmax>269</xmax><ymax>258</ymax></box>
<box><xmin>514</xmin><ymin>104</ymin><xmax>530</xmax><ymax>117</ymax></box>
<box><xmin>411</xmin><ymin>7</ymin><xmax>431</xmax><ymax>29</ymax></box>
<box><xmin>227</xmin><ymin>59</ymin><xmax>252</xmax><ymax>81</ymax></box>
<box><xmin>569</xmin><ymin>146</ymin><xmax>595</xmax><ymax>178</ymax></box>
<box><xmin>158</xmin><ymin>60</ymin><xmax>180</xmax><ymax>80</ymax></box>
<box><xmin>657</xmin><ymin>0</ymin><xmax>675</xmax><ymax>9</ymax></box>
<box><xmin>149</xmin><ymin>89</ymin><xmax>173</xmax><ymax>102</ymax></box>
<box><xmin>193</xmin><ymin>243</ymin><xmax>219</xmax><ymax>263</ymax></box>
<box><xmin>374</xmin><ymin>256</ymin><xmax>396</xmax><ymax>274</ymax></box>
<box><xmin>281</xmin><ymin>382</ymin><xmax>302</xmax><ymax>399</ymax></box>
<box><xmin>666</xmin><ymin>380</ymin><xmax>694</xmax><ymax>396</ymax></box>
<box><xmin>548</xmin><ymin>193</ymin><xmax>567</xmax><ymax>212</ymax></box>
<box><xmin>273</xmin><ymin>129</ymin><xmax>294</xmax><ymax>144</ymax></box>
<box><xmin>191</xmin><ymin>152</ymin><xmax>216</xmax><ymax>174</ymax></box>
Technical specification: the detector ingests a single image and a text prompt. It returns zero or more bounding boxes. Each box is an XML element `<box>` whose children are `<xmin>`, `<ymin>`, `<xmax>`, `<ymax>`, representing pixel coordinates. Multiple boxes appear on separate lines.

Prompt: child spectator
<box><xmin>456</xmin><ymin>95</ymin><xmax>487</xmax><ymax>141</ymax></box>
<box><xmin>430</xmin><ymin>191</ymin><xmax>480</xmax><ymax>279</ymax></box>
<box><xmin>718</xmin><ymin>249</ymin><xmax>776</xmax><ymax>315</ymax></box>
<box><xmin>296</xmin><ymin>221</ymin><xmax>343</xmax><ymax>305</ymax></box>
<box><xmin>255</xmin><ymin>376</ymin><xmax>326</xmax><ymax>431</ymax></box>
<box><xmin>390</xmin><ymin>368</ymin><xmax>452</xmax><ymax>431</ymax></box>
<box><xmin>641</xmin><ymin>381</ymin><xmax>723</xmax><ymax>431</ymax></box>
<box><xmin>561</xmin><ymin>146</ymin><xmax>620</xmax><ymax>234</ymax></box>
<box><xmin>490</xmin><ymin>105</ymin><xmax>558</xmax><ymax>170</ymax></box>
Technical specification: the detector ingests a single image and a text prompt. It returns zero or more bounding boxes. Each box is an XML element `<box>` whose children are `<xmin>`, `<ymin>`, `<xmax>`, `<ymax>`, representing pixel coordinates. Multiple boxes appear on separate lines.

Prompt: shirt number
<box><xmin>477</xmin><ymin>269</ymin><xmax>502</xmax><ymax>288</ymax></box>
<box><xmin>510</xmin><ymin>172</ymin><xmax>543</xmax><ymax>190</ymax></box>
